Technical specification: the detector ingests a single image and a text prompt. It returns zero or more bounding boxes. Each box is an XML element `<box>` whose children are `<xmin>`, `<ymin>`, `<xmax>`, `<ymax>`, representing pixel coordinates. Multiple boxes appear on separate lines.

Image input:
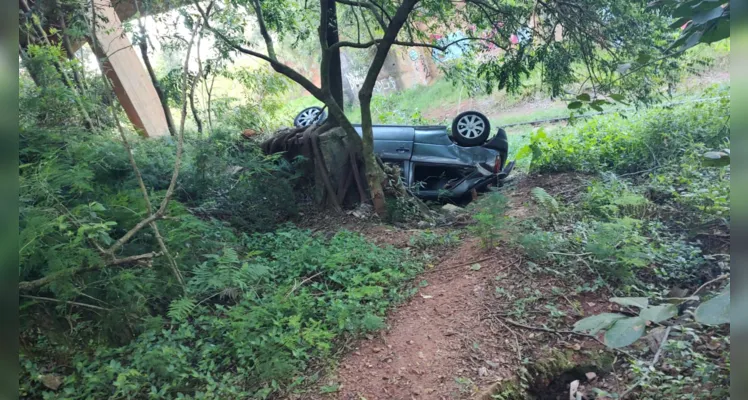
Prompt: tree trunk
<box><xmin>189</xmin><ymin>75</ymin><xmax>203</xmax><ymax>134</ymax></box>
<box><xmin>358</xmin><ymin>94</ymin><xmax>387</xmax><ymax>214</ymax></box>
<box><xmin>356</xmin><ymin>0</ymin><xmax>419</xmax><ymax>216</ymax></box>
<box><xmin>135</xmin><ymin>5</ymin><xmax>177</xmax><ymax>136</ymax></box>
<box><xmin>326</xmin><ymin>0</ymin><xmax>344</xmax><ymax>114</ymax></box>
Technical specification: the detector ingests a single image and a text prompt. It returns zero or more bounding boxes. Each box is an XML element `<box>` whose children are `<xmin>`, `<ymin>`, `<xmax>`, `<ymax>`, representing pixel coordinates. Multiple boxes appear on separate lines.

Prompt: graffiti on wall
<box><xmin>345</xmin><ymin>69</ymin><xmax>398</xmax><ymax>94</ymax></box>
<box><xmin>406</xmin><ymin>48</ymin><xmax>432</xmax><ymax>85</ymax></box>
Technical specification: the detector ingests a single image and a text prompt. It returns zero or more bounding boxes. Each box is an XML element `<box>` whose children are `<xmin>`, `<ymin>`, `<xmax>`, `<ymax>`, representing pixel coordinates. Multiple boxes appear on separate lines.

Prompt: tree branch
<box><xmin>251</xmin><ymin>0</ymin><xmax>278</xmax><ymax>60</ymax></box>
<box><xmin>20</xmin><ymin>295</ymin><xmax>112</xmax><ymax>311</ymax></box>
<box><xmin>18</xmin><ymin>252</ymin><xmax>159</xmax><ymax>292</ymax></box>
<box><xmin>336</xmin><ymin>0</ymin><xmax>389</xmax><ymax>30</ymax></box>
<box><xmin>134</xmin><ymin>0</ymin><xmax>178</xmax><ymax>136</ymax></box>
<box><xmin>100</xmin><ymin>17</ymin><xmax>200</xmax><ymax>265</ymax></box>
<box><xmin>194</xmin><ymin>0</ymin><xmax>325</xmax><ymax>99</ymax></box>
<box><xmin>330</xmin><ymin>36</ymin><xmax>504</xmax><ymax>53</ymax></box>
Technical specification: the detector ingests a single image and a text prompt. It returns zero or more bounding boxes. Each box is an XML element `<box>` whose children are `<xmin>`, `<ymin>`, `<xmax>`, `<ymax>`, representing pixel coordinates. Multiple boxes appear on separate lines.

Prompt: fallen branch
<box><xmin>691</xmin><ymin>274</ymin><xmax>729</xmax><ymax>297</ymax></box>
<box><xmin>18</xmin><ymin>252</ymin><xmax>159</xmax><ymax>292</ymax></box>
<box><xmin>651</xmin><ymin>326</ymin><xmax>671</xmax><ymax>366</ymax></box>
<box><xmin>497</xmin><ymin>316</ymin><xmax>637</xmax><ymax>360</ymax></box>
<box><xmin>20</xmin><ymin>295</ymin><xmax>111</xmax><ymax>311</ymax></box>
<box><xmin>109</xmin><ymin>251</ymin><xmax>162</xmax><ymax>265</ymax></box>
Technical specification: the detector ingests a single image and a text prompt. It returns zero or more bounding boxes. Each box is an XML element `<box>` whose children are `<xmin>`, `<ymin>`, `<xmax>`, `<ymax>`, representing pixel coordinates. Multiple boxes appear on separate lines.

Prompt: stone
<box><xmin>441</xmin><ymin>204</ymin><xmax>464</xmax><ymax>214</ymax></box>
<box><xmin>40</xmin><ymin>374</ymin><xmax>62</xmax><ymax>390</ymax></box>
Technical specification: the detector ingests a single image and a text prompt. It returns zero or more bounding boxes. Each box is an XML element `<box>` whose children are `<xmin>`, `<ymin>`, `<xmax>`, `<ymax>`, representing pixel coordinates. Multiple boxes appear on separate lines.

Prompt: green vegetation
<box><xmin>19</xmin><ymin>59</ymin><xmax>422</xmax><ymax>399</ymax></box>
<box><xmin>501</xmin><ymin>88</ymin><xmax>730</xmax><ymax>398</ymax></box>
<box><xmin>18</xmin><ymin>0</ymin><xmax>731</xmax><ymax>398</ymax></box>
<box><xmin>21</xmin><ymin>226</ymin><xmax>421</xmax><ymax>398</ymax></box>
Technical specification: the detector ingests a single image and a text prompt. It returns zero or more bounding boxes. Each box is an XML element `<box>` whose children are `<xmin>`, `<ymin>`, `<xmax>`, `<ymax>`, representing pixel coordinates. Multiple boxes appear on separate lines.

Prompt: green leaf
<box><xmin>568</xmin><ymin>101</ymin><xmax>583</xmax><ymax>110</ymax></box>
<box><xmin>576</xmin><ymin>93</ymin><xmax>591</xmax><ymax>102</ymax></box>
<box><xmin>609</xmin><ymin>94</ymin><xmax>626</xmax><ymax>102</ymax></box>
<box><xmin>573</xmin><ymin>313</ymin><xmax>627</xmax><ymax>335</ymax></box>
<box><xmin>470</xmin><ymin>263</ymin><xmax>482</xmax><ymax>271</ymax></box>
<box><xmin>701</xmin><ymin>18</ymin><xmax>730</xmax><ymax>44</ymax></box>
<box><xmin>610</xmin><ymin>297</ymin><xmax>649</xmax><ymax>308</ymax></box>
<box><xmin>515</xmin><ymin>145</ymin><xmax>532</xmax><ymax>160</ymax></box>
<box><xmin>669</xmin><ymin>17</ymin><xmax>691</xmax><ymax>29</ymax></box>
<box><xmin>89</xmin><ymin>202</ymin><xmax>106</xmax><ymax>212</ymax></box>
<box><xmin>636</xmin><ymin>52</ymin><xmax>652</xmax><ymax>64</ymax></box>
<box><xmin>604</xmin><ymin>316</ymin><xmax>646</xmax><ymax>348</ymax></box>
<box><xmin>695</xmin><ymin>285</ymin><xmax>730</xmax><ymax>325</ymax></box>
<box><xmin>691</xmin><ymin>5</ymin><xmax>726</xmax><ymax>24</ymax></box>
<box><xmin>639</xmin><ymin>304</ymin><xmax>678</xmax><ymax>323</ymax></box>
<box><xmin>167</xmin><ymin>297</ymin><xmax>196</xmax><ymax>321</ymax></box>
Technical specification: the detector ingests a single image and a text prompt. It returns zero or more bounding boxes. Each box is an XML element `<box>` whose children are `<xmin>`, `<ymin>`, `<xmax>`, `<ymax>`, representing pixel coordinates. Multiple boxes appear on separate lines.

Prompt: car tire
<box><xmin>294</xmin><ymin>106</ymin><xmax>327</xmax><ymax>128</ymax></box>
<box><xmin>451</xmin><ymin>111</ymin><xmax>491</xmax><ymax>147</ymax></box>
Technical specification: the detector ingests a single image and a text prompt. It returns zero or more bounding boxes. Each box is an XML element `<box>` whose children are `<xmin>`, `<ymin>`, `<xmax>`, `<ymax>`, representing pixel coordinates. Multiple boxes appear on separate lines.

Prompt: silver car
<box><xmin>294</xmin><ymin>107</ymin><xmax>515</xmax><ymax>200</ymax></box>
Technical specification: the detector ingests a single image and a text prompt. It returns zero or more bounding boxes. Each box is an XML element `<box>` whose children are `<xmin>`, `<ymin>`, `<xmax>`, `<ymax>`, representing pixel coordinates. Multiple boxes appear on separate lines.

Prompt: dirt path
<box><xmin>335</xmin><ymin>239</ymin><xmax>517</xmax><ymax>400</ymax></box>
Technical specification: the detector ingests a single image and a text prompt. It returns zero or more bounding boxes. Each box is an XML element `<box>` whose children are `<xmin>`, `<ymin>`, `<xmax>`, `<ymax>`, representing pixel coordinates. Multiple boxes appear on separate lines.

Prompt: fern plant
<box><xmin>167</xmin><ymin>297</ymin><xmax>197</xmax><ymax>321</ymax></box>
<box><xmin>468</xmin><ymin>192</ymin><xmax>511</xmax><ymax>248</ymax></box>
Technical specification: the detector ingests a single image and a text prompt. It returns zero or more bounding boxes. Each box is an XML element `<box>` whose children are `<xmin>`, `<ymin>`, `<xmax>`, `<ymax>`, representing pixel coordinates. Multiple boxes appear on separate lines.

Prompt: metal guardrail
<box><xmin>497</xmin><ymin>96</ymin><xmax>729</xmax><ymax>129</ymax></box>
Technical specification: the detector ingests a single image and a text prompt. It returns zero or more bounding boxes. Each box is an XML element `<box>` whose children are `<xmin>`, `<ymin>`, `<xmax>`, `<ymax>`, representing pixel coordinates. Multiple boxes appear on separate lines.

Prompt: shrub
<box><xmin>517</xmin><ymin>88</ymin><xmax>730</xmax><ymax>174</ymax></box>
<box><xmin>468</xmin><ymin>192</ymin><xmax>511</xmax><ymax>248</ymax></box>
<box><xmin>20</xmin><ymin>228</ymin><xmax>422</xmax><ymax>399</ymax></box>
<box><xmin>519</xmin><ymin>231</ymin><xmax>559</xmax><ymax>260</ymax></box>
<box><xmin>582</xmin><ymin>175</ymin><xmax>653</xmax><ymax>220</ymax></box>
<box><xmin>408</xmin><ymin>230</ymin><xmax>460</xmax><ymax>251</ymax></box>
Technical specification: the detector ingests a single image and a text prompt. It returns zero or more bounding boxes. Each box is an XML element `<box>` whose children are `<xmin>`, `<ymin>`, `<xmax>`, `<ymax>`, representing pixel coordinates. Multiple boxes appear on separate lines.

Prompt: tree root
<box><xmin>261</xmin><ymin>124</ymin><xmax>369</xmax><ymax>210</ymax></box>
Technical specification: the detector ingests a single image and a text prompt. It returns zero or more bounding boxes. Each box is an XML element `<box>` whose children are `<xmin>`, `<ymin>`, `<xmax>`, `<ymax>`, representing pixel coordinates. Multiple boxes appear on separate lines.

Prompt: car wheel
<box><xmin>451</xmin><ymin>111</ymin><xmax>491</xmax><ymax>146</ymax></box>
<box><xmin>294</xmin><ymin>106</ymin><xmax>327</xmax><ymax>128</ymax></box>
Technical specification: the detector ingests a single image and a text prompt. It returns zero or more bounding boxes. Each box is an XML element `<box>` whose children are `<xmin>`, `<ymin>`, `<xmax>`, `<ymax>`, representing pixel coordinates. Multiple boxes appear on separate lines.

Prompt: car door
<box><xmin>354</xmin><ymin>125</ymin><xmax>415</xmax><ymax>161</ymax></box>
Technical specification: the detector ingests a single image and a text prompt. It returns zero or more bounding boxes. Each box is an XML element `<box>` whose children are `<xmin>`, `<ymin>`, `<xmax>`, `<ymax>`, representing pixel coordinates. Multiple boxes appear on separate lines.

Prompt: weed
<box><xmin>519</xmin><ymin>231</ymin><xmax>558</xmax><ymax>260</ymax></box>
<box><xmin>408</xmin><ymin>230</ymin><xmax>460</xmax><ymax>251</ymax></box>
<box><xmin>468</xmin><ymin>192</ymin><xmax>512</xmax><ymax>248</ymax></box>
<box><xmin>454</xmin><ymin>376</ymin><xmax>476</xmax><ymax>394</ymax></box>
<box><xmin>320</xmin><ymin>383</ymin><xmax>340</xmax><ymax>394</ymax></box>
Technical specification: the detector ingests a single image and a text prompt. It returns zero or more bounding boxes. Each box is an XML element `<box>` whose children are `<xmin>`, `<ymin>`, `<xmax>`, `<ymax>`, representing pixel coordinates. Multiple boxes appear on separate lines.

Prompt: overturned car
<box><xmin>294</xmin><ymin>107</ymin><xmax>515</xmax><ymax>200</ymax></box>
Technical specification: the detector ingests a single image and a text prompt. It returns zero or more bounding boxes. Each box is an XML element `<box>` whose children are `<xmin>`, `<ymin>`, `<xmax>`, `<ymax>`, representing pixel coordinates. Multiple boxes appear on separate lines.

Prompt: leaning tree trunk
<box><xmin>357</xmin><ymin>94</ymin><xmax>387</xmax><ymax>214</ymax></box>
<box><xmin>354</xmin><ymin>0</ymin><xmax>419</xmax><ymax>216</ymax></box>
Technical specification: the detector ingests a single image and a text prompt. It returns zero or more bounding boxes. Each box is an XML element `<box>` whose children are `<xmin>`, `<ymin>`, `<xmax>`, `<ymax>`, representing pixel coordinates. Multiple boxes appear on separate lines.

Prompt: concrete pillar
<box><xmin>90</xmin><ymin>0</ymin><xmax>169</xmax><ymax>137</ymax></box>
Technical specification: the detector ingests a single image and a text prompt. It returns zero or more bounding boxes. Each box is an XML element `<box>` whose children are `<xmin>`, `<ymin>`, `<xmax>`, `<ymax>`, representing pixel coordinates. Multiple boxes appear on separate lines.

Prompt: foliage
<box><xmin>468</xmin><ymin>192</ymin><xmax>511</xmax><ymax>248</ymax></box>
<box><xmin>384</xmin><ymin>195</ymin><xmax>424</xmax><ymax>223</ymax></box>
<box><xmin>178</xmin><ymin>129</ymin><xmax>300</xmax><ymax>231</ymax></box>
<box><xmin>19</xmin><ymin>113</ymin><xmax>421</xmax><ymax>398</ymax></box>
<box><xmin>530</xmin><ymin>187</ymin><xmax>561</xmax><ymax>221</ymax></box>
<box><xmin>518</xmin><ymin>231</ymin><xmax>558</xmax><ymax>260</ymax></box>
<box><xmin>650</xmin><ymin>0</ymin><xmax>729</xmax><ymax>51</ymax></box>
<box><xmin>583</xmin><ymin>175</ymin><xmax>653</xmax><ymax>220</ymax></box>
<box><xmin>408</xmin><ymin>230</ymin><xmax>460</xmax><ymax>251</ymax></box>
<box><xmin>505</xmin><ymin>95</ymin><xmax>729</xmax><ymax>397</ymax></box>
<box><xmin>19</xmin><ymin>44</ymin><xmax>108</xmax><ymax>130</ymax></box>
<box><xmin>211</xmin><ymin>67</ymin><xmax>291</xmax><ymax>132</ymax></box>
<box><xmin>20</xmin><ymin>226</ymin><xmax>423</xmax><ymax>399</ymax></box>
<box><xmin>628</xmin><ymin>333</ymin><xmax>730</xmax><ymax>399</ymax></box>
<box><xmin>516</xmin><ymin>88</ymin><xmax>730</xmax><ymax>175</ymax></box>
<box><xmin>574</xmin><ymin>284</ymin><xmax>729</xmax><ymax>349</ymax></box>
